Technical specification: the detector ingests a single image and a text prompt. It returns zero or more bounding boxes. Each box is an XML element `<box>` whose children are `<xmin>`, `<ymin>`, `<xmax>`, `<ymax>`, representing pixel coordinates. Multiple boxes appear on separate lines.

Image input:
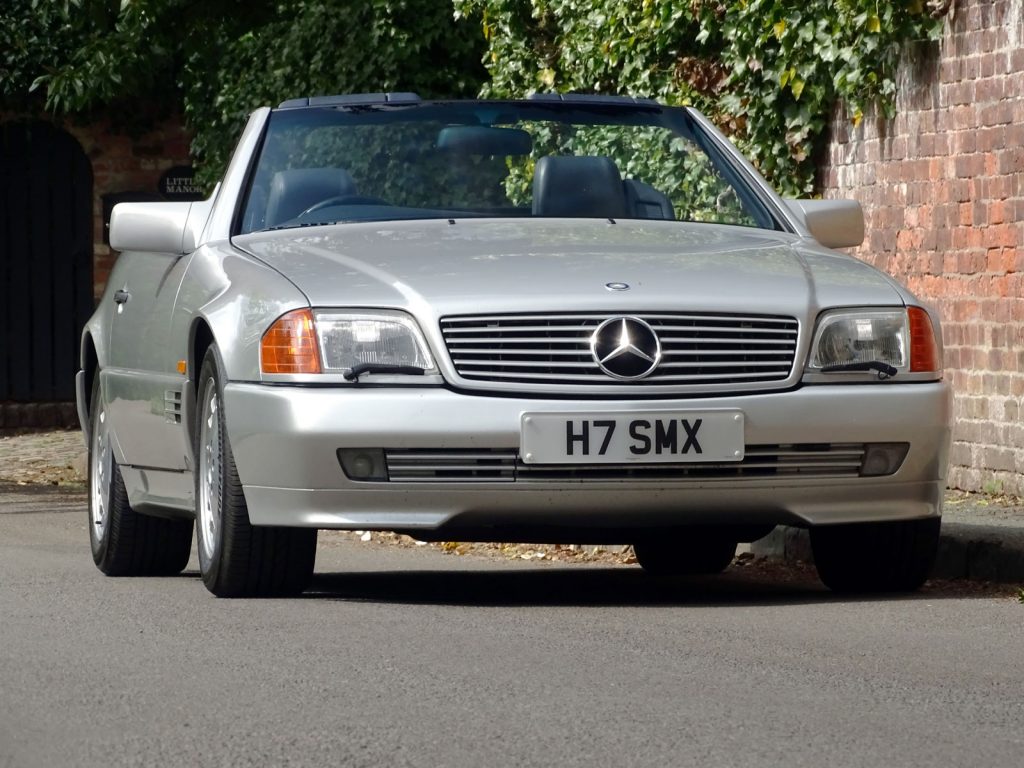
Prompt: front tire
<box><xmin>633</xmin><ymin>537</ymin><xmax>737</xmax><ymax>576</ymax></box>
<box><xmin>810</xmin><ymin>517</ymin><xmax>940</xmax><ymax>593</ymax></box>
<box><xmin>194</xmin><ymin>346</ymin><xmax>316</xmax><ymax>597</ymax></box>
<box><xmin>88</xmin><ymin>379</ymin><xmax>193</xmax><ymax>576</ymax></box>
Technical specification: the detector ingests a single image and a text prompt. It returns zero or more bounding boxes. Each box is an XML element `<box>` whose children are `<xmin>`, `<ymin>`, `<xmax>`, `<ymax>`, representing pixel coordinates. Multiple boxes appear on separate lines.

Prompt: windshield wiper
<box><xmin>343</xmin><ymin>363</ymin><xmax>427</xmax><ymax>382</ymax></box>
<box><xmin>821</xmin><ymin>361</ymin><xmax>898</xmax><ymax>380</ymax></box>
<box><xmin>262</xmin><ymin>221</ymin><xmax>332</xmax><ymax>232</ymax></box>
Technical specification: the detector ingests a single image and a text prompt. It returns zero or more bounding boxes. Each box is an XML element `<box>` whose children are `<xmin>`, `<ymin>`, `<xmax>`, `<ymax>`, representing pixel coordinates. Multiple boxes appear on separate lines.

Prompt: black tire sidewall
<box><xmin>194</xmin><ymin>347</ymin><xmax>227</xmax><ymax>584</ymax></box>
<box><xmin>634</xmin><ymin>537</ymin><xmax>737</xmax><ymax>576</ymax></box>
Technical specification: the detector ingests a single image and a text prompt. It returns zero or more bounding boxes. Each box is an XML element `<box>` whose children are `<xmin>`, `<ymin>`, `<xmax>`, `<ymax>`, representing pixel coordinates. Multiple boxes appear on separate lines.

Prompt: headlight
<box><xmin>807</xmin><ymin>307</ymin><xmax>940</xmax><ymax>376</ymax></box>
<box><xmin>260</xmin><ymin>308</ymin><xmax>434</xmax><ymax>375</ymax></box>
<box><xmin>313</xmin><ymin>310</ymin><xmax>434</xmax><ymax>372</ymax></box>
<box><xmin>809</xmin><ymin>309</ymin><xmax>908</xmax><ymax>371</ymax></box>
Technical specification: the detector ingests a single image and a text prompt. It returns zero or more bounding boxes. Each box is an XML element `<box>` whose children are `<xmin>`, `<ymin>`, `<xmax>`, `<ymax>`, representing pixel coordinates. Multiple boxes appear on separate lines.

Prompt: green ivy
<box><xmin>185</xmin><ymin>0</ymin><xmax>486</xmax><ymax>188</ymax></box>
<box><xmin>6</xmin><ymin>0</ymin><xmax>945</xmax><ymax>195</ymax></box>
<box><xmin>455</xmin><ymin>0</ymin><xmax>945</xmax><ymax>195</ymax></box>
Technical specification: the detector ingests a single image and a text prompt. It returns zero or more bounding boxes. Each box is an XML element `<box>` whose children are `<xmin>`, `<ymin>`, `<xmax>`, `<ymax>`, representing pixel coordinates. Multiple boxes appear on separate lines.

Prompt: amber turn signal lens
<box><xmin>908</xmin><ymin>307</ymin><xmax>940</xmax><ymax>373</ymax></box>
<box><xmin>261</xmin><ymin>309</ymin><xmax>322</xmax><ymax>374</ymax></box>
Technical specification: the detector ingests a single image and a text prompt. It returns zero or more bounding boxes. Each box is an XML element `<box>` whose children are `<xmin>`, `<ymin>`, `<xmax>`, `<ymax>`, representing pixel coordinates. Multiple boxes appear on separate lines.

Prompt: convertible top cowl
<box><xmin>277</xmin><ymin>92</ymin><xmax>422</xmax><ymax>109</ymax></box>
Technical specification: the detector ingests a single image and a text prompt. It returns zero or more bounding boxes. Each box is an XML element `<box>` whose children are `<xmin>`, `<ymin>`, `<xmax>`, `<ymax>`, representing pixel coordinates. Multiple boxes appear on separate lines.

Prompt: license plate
<box><xmin>520</xmin><ymin>410</ymin><xmax>744</xmax><ymax>464</ymax></box>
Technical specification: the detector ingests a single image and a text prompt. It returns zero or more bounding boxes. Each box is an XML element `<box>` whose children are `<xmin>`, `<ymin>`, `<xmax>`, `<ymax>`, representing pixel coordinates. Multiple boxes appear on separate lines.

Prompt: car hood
<box><xmin>233</xmin><ymin>219</ymin><xmax>904</xmax><ymax>318</ymax></box>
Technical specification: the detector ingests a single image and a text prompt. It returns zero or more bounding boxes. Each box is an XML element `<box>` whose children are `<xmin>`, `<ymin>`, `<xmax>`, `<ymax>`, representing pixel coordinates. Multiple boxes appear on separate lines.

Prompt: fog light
<box><xmin>860</xmin><ymin>443</ymin><xmax>910</xmax><ymax>477</ymax></box>
<box><xmin>337</xmin><ymin>449</ymin><xmax>388</xmax><ymax>481</ymax></box>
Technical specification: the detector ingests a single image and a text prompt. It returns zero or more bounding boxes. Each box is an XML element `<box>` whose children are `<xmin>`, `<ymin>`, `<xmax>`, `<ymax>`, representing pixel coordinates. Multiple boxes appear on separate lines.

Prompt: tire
<box><xmin>810</xmin><ymin>517</ymin><xmax>940</xmax><ymax>593</ymax></box>
<box><xmin>633</xmin><ymin>537</ymin><xmax>737</xmax><ymax>576</ymax></box>
<box><xmin>88</xmin><ymin>379</ymin><xmax>193</xmax><ymax>576</ymax></box>
<box><xmin>193</xmin><ymin>345</ymin><xmax>317</xmax><ymax>597</ymax></box>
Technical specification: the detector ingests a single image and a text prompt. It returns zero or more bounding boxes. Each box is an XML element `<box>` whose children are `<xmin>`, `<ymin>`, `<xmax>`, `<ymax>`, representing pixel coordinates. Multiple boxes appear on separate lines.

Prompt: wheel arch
<box><xmin>184</xmin><ymin>317</ymin><xmax>217</xmax><ymax>454</ymax></box>
<box><xmin>78</xmin><ymin>331</ymin><xmax>101</xmax><ymax>441</ymax></box>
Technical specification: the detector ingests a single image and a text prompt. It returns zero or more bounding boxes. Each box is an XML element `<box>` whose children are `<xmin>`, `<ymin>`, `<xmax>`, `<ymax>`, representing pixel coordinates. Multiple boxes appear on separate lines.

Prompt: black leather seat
<box><xmin>264</xmin><ymin>167</ymin><xmax>357</xmax><ymax>227</ymax></box>
<box><xmin>624</xmin><ymin>178</ymin><xmax>675</xmax><ymax>220</ymax></box>
<box><xmin>532</xmin><ymin>156</ymin><xmax>627</xmax><ymax>219</ymax></box>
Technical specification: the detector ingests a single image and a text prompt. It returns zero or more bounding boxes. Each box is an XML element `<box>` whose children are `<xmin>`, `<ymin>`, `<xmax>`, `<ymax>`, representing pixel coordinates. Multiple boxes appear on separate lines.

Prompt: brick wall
<box><xmin>821</xmin><ymin>0</ymin><xmax>1024</xmax><ymax>495</ymax></box>
<box><xmin>64</xmin><ymin>116</ymin><xmax>193</xmax><ymax>298</ymax></box>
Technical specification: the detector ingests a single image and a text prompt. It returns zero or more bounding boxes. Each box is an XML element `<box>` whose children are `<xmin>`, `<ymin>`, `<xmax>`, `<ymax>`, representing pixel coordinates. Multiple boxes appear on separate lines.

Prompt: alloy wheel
<box><xmin>198</xmin><ymin>379</ymin><xmax>223</xmax><ymax>562</ymax></box>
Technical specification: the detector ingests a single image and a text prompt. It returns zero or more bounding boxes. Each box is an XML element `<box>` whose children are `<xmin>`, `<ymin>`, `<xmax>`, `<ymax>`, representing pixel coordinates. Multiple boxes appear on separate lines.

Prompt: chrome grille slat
<box><xmin>661</xmin><ymin>350</ymin><xmax>793</xmax><ymax>357</ymax></box>
<box><xmin>440</xmin><ymin>312</ymin><xmax>798</xmax><ymax>389</ymax></box>
<box><xmin>657</xmin><ymin>361</ymin><xmax>793</xmax><ymax>369</ymax></box>
<box><xmin>449</xmin><ymin>348</ymin><xmax>593</xmax><ymax>356</ymax></box>
<box><xmin>383</xmin><ymin>444</ymin><xmax>865</xmax><ymax>483</ymax></box>
<box><xmin>654</xmin><ymin>326</ymin><xmax>796</xmax><ymax>335</ymax></box>
<box><xmin>447</xmin><ymin>337</ymin><xmax>591</xmax><ymax>345</ymax></box>
<box><xmin>656</xmin><ymin>337</ymin><xmax>795</xmax><ymax>345</ymax></box>
<box><xmin>444</xmin><ymin>325</ymin><xmax>599</xmax><ymax>334</ymax></box>
<box><xmin>456</xmin><ymin>360</ymin><xmax>597</xmax><ymax>369</ymax></box>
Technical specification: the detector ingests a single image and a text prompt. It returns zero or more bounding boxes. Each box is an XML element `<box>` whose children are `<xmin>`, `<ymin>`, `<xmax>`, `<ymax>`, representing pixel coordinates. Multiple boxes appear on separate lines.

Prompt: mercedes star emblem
<box><xmin>590</xmin><ymin>317</ymin><xmax>662</xmax><ymax>380</ymax></box>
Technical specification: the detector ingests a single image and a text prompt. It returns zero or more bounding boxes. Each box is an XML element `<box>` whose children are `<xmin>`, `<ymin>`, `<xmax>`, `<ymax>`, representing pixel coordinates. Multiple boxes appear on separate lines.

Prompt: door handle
<box><xmin>113</xmin><ymin>289</ymin><xmax>131</xmax><ymax>305</ymax></box>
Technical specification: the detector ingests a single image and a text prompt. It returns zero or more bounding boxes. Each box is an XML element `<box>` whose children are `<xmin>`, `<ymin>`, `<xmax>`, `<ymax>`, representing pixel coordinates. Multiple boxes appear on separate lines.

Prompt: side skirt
<box><xmin>121</xmin><ymin>465</ymin><xmax>195</xmax><ymax>520</ymax></box>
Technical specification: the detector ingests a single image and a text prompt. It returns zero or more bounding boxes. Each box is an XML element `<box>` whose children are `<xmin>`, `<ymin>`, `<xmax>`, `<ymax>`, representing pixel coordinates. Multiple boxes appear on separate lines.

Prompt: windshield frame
<box><xmin>231</xmin><ymin>99</ymin><xmax>792</xmax><ymax>237</ymax></box>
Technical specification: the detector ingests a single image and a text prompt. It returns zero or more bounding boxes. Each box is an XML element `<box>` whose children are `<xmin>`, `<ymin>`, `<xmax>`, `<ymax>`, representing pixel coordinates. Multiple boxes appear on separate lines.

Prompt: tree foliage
<box><xmin>1</xmin><ymin>0</ymin><xmax>264</xmax><ymax>115</ymax></box>
<box><xmin>185</xmin><ymin>0</ymin><xmax>485</xmax><ymax>187</ymax></box>
<box><xmin>3</xmin><ymin>0</ymin><xmax>948</xmax><ymax>194</ymax></box>
<box><xmin>455</xmin><ymin>0</ymin><xmax>946</xmax><ymax>194</ymax></box>
<box><xmin>2</xmin><ymin>0</ymin><xmax>484</xmax><ymax>186</ymax></box>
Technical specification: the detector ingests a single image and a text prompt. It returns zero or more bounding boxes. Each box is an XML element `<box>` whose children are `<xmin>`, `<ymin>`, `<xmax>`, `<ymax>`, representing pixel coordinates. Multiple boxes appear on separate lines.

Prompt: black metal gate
<box><xmin>0</xmin><ymin>121</ymin><xmax>94</xmax><ymax>402</ymax></box>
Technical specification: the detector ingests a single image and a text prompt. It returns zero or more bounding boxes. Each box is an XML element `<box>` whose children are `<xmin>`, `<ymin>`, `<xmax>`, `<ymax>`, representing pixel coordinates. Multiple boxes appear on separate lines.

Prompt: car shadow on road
<box><xmin>303</xmin><ymin>565</ymin><xmax>1004</xmax><ymax>608</ymax></box>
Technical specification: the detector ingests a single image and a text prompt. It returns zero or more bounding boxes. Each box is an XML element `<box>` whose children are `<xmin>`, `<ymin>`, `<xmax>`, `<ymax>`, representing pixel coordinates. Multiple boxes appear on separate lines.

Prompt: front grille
<box><xmin>384</xmin><ymin>444</ymin><xmax>866</xmax><ymax>483</ymax></box>
<box><xmin>439</xmin><ymin>312</ymin><xmax>798</xmax><ymax>388</ymax></box>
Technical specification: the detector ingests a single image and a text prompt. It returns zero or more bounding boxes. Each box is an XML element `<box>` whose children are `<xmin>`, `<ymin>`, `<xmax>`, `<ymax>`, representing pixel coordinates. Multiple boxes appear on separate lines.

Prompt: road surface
<box><xmin>1</xmin><ymin>485</ymin><xmax>1022</xmax><ymax>767</ymax></box>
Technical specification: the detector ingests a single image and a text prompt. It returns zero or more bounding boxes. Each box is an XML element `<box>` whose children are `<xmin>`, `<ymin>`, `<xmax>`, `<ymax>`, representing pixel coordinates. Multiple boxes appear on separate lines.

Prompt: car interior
<box><xmin>258</xmin><ymin>155</ymin><xmax>676</xmax><ymax>230</ymax></box>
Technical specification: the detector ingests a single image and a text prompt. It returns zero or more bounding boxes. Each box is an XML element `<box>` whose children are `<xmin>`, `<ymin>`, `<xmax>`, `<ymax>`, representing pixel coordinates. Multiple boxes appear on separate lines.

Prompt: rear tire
<box><xmin>88</xmin><ymin>378</ymin><xmax>193</xmax><ymax>576</ymax></box>
<box><xmin>633</xmin><ymin>537</ymin><xmax>737</xmax><ymax>576</ymax></box>
<box><xmin>194</xmin><ymin>345</ymin><xmax>317</xmax><ymax>597</ymax></box>
<box><xmin>810</xmin><ymin>517</ymin><xmax>940</xmax><ymax>593</ymax></box>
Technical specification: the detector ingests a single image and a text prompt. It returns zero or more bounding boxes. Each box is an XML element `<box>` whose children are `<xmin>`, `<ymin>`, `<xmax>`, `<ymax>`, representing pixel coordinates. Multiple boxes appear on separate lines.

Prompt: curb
<box><xmin>751</xmin><ymin>522</ymin><xmax>1024</xmax><ymax>584</ymax></box>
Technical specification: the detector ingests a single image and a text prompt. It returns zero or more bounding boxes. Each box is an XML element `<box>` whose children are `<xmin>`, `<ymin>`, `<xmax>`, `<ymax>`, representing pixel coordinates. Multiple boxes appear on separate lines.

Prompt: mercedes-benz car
<box><xmin>79</xmin><ymin>92</ymin><xmax>952</xmax><ymax>597</ymax></box>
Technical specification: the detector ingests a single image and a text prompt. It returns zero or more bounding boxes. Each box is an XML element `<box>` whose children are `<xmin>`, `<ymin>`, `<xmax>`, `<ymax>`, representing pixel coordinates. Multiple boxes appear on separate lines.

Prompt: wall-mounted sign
<box><xmin>104</xmin><ymin>166</ymin><xmax>205</xmax><ymax>246</ymax></box>
<box><xmin>158</xmin><ymin>165</ymin><xmax>204</xmax><ymax>200</ymax></box>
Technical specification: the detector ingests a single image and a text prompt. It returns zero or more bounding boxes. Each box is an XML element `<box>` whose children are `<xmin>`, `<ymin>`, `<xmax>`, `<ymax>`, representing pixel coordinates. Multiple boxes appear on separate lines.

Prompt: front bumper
<box><xmin>223</xmin><ymin>382</ymin><xmax>952</xmax><ymax>533</ymax></box>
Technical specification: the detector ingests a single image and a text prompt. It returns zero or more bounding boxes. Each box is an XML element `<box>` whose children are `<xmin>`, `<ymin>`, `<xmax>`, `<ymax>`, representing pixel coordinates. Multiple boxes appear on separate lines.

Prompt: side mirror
<box><xmin>110</xmin><ymin>194</ymin><xmax>217</xmax><ymax>254</ymax></box>
<box><xmin>784</xmin><ymin>198</ymin><xmax>864</xmax><ymax>249</ymax></box>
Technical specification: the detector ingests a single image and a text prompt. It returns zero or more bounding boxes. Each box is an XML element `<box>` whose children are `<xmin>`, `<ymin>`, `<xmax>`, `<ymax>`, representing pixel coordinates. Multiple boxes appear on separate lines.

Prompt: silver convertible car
<box><xmin>79</xmin><ymin>93</ymin><xmax>952</xmax><ymax>597</ymax></box>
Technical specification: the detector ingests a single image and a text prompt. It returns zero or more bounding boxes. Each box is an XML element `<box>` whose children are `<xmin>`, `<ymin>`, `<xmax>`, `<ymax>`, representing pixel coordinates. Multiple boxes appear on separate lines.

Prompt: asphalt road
<box><xmin>2</xmin><ymin>485</ymin><xmax>1023</xmax><ymax>768</ymax></box>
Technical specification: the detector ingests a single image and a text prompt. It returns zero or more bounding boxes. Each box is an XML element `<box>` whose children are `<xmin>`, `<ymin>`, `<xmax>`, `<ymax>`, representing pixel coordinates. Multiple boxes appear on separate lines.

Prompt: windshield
<box><xmin>237</xmin><ymin>101</ymin><xmax>782</xmax><ymax>234</ymax></box>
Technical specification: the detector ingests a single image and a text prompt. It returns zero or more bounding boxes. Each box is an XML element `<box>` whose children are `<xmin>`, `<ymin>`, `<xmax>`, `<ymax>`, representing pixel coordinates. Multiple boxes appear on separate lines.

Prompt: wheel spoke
<box><xmin>90</xmin><ymin>405</ymin><xmax>111</xmax><ymax>541</ymax></box>
<box><xmin>198</xmin><ymin>381</ymin><xmax>223</xmax><ymax>563</ymax></box>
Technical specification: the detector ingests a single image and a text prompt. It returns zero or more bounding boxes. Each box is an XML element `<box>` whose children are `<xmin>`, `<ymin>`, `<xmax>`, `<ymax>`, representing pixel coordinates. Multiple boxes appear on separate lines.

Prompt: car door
<box><xmin>103</xmin><ymin>250</ymin><xmax>193</xmax><ymax>470</ymax></box>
